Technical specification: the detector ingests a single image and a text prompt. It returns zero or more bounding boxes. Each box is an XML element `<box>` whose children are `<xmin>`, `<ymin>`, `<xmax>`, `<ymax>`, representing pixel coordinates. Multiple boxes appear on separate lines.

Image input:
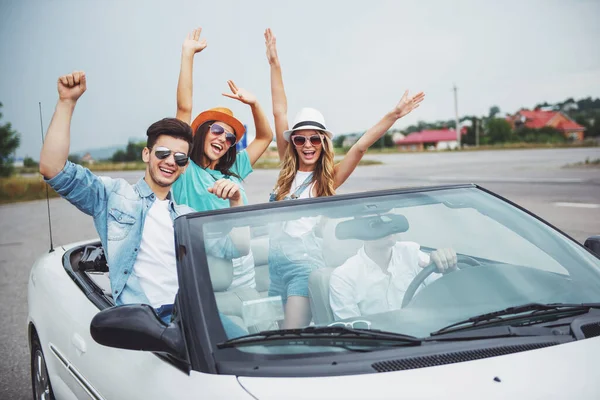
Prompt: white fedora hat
<box><xmin>283</xmin><ymin>107</ymin><xmax>334</xmax><ymax>142</ymax></box>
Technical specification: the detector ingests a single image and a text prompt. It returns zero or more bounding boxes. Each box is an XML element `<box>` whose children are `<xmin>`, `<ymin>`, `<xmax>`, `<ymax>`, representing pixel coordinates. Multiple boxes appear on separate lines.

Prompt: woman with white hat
<box><xmin>172</xmin><ymin>28</ymin><xmax>274</xmax><ymax>291</ymax></box>
<box><xmin>264</xmin><ymin>28</ymin><xmax>425</xmax><ymax>328</ymax></box>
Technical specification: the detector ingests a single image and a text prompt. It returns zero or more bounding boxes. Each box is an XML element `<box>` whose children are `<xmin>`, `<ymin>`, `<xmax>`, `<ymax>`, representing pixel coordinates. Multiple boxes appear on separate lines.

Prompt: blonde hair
<box><xmin>273</xmin><ymin>133</ymin><xmax>336</xmax><ymax>201</ymax></box>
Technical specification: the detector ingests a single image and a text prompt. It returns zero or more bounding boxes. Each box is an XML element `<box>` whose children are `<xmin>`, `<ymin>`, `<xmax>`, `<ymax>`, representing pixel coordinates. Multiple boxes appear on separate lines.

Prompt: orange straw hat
<box><xmin>190</xmin><ymin>107</ymin><xmax>246</xmax><ymax>142</ymax></box>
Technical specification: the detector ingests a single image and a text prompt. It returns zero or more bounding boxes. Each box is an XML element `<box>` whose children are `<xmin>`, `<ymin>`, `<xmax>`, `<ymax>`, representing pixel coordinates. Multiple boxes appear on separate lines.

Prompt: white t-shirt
<box><xmin>132</xmin><ymin>199</ymin><xmax>178</xmax><ymax>308</ymax></box>
<box><xmin>284</xmin><ymin>170</ymin><xmax>320</xmax><ymax>237</ymax></box>
<box><xmin>329</xmin><ymin>242</ymin><xmax>437</xmax><ymax>320</ymax></box>
<box><xmin>229</xmin><ymin>251</ymin><xmax>256</xmax><ymax>290</ymax></box>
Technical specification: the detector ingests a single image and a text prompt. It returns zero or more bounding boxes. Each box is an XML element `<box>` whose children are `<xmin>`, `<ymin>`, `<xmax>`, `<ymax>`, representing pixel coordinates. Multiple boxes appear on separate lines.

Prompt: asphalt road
<box><xmin>1</xmin><ymin>147</ymin><xmax>599</xmax><ymax>398</ymax></box>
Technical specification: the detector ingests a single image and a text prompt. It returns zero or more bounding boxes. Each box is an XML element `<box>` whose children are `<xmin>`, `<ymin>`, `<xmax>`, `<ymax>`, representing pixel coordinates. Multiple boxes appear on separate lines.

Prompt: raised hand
<box><xmin>392</xmin><ymin>91</ymin><xmax>425</xmax><ymax>119</ymax></box>
<box><xmin>182</xmin><ymin>27</ymin><xmax>207</xmax><ymax>55</ymax></box>
<box><xmin>222</xmin><ymin>80</ymin><xmax>257</xmax><ymax>106</ymax></box>
<box><xmin>57</xmin><ymin>71</ymin><xmax>86</xmax><ymax>103</ymax></box>
<box><xmin>208</xmin><ymin>179</ymin><xmax>243</xmax><ymax>206</ymax></box>
<box><xmin>264</xmin><ymin>28</ymin><xmax>279</xmax><ymax>66</ymax></box>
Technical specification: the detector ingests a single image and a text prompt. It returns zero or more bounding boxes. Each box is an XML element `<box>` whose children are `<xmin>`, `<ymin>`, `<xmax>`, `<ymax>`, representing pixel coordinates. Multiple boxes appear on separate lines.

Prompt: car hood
<box><xmin>237</xmin><ymin>337</ymin><xmax>600</xmax><ymax>399</ymax></box>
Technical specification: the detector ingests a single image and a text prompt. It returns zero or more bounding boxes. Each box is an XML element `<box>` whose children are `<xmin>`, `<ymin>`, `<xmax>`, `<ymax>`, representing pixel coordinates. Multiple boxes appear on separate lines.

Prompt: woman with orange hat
<box><xmin>172</xmin><ymin>28</ymin><xmax>273</xmax><ymax>290</ymax></box>
<box><xmin>264</xmin><ymin>28</ymin><xmax>425</xmax><ymax>328</ymax></box>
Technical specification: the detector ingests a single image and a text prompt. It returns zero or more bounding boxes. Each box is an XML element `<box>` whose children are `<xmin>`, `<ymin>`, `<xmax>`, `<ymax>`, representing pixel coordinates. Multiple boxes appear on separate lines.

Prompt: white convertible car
<box><xmin>28</xmin><ymin>185</ymin><xmax>600</xmax><ymax>399</ymax></box>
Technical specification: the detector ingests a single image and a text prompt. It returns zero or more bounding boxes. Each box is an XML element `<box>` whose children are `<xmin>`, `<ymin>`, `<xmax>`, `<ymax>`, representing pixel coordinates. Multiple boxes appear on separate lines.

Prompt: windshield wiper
<box><xmin>217</xmin><ymin>325</ymin><xmax>421</xmax><ymax>349</ymax></box>
<box><xmin>431</xmin><ymin>302</ymin><xmax>600</xmax><ymax>336</ymax></box>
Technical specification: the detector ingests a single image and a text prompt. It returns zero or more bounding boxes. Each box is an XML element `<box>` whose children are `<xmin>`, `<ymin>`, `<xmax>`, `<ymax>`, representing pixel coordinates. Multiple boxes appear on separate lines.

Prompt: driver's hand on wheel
<box><xmin>430</xmin><ymin>248</ymin><xmax>457</xmax><ymax>273</ymax></box>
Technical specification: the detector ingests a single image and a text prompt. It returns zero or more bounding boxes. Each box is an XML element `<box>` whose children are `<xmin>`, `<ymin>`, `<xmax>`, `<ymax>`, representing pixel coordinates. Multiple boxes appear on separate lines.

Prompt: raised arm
<box><xmin>265</xmin><ymin>28</ymin><xmax>289</xmax><ymax>160</ymax></box>
<box><xmin>176</xmin><ymin>27</ymin><xmax>207</xmax><ymax>125</ymax></box>
<box><xmin>221</xmin><ymin>80</ymin><xmax>273</xmax><ymax>165</ymax></box>
<box><xmin>39</xmin><ymin>71</ymin><xmax>87</xmax><ymax>179</ymax></box>
<box><xmin>333</xmin><ymin>90</ymin><xmax>425</xmax><ymax>188</ymax></box>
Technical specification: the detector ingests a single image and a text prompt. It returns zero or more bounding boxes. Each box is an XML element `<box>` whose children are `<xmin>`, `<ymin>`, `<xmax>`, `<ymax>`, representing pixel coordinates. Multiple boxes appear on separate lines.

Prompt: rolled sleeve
<box><xmin>417</xmin><ymin>250</ymin><xmax>431</xmax><ymax>268</ymax></box>
<box><xmin>45</xmin><ymin>161</ymin><xmax>109</xmax><ymax>217</ymax></box>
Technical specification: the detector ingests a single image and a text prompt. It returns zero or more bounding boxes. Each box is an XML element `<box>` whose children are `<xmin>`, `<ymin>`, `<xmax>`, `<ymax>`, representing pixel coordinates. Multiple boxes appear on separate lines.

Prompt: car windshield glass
<box><xmin>192</xmin><ymin>187</ymin><xmax>600</xmax><ymax>355</ymax></box>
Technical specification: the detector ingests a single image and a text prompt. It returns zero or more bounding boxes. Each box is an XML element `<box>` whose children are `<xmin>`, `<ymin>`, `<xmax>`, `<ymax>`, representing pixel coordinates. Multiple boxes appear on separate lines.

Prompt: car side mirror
<box><xmin>584</xmin><ymin>235</ymin><xmax>600</xmax><ymax>258</ymax></box>
<box><xmin>90</xmin><ymin>304</ymin><xmax>185</xmax><ymax>359</ymax></box>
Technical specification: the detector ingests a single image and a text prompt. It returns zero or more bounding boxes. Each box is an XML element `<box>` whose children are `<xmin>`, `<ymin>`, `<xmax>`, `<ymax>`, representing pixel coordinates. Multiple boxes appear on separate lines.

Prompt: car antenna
<box><xmin>39</xmin><ymin>101</ymin><xmax>54</xmax><ymax>253</ymax></box>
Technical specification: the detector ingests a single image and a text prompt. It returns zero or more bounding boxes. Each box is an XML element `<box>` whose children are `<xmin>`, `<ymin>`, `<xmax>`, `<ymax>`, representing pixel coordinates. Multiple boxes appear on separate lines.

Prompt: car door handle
<box><xmin>71</xmin><ymin>334</ymin><xmax>87</xmax><ymax>355</ymax></box>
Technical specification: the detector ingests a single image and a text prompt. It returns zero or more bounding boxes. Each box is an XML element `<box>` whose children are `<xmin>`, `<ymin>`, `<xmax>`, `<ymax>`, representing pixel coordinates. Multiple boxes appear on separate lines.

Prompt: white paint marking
<box><xmin>554</xmin><ymin>202</ymin><xmax>600</xmax><ymax>209</ymax></box>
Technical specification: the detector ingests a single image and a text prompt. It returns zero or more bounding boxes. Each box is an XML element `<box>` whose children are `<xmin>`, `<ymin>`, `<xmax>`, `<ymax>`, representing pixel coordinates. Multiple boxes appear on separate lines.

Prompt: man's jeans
<box><xmin>155</xmin><ymin>305</ymin><xmax>247</xmax><ymax>339</ymax></box>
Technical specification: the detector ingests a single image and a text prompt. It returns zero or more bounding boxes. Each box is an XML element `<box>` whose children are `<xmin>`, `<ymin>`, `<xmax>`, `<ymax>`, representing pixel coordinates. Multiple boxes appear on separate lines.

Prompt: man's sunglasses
<box><xmin>209</xmin><ymin>124</ymin><xmax>237</xmax><ymax>147</ymax></box>
<box><xmin>291</xmin><ymin>134</ymin><xmax>323</xmax><ymax>147</ymax></box>
<box><xmin>154</xmin><ymin>146</ymin><xmax>189</xmax><ymax>167</ymax></box>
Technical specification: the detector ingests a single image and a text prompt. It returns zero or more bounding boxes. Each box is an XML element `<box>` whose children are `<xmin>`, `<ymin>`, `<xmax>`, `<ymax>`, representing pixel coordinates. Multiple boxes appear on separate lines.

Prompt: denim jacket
<box><xmin>46</xmin><ymin>161</ymin><xmax>239</xmax><ymax>305</ymax></box>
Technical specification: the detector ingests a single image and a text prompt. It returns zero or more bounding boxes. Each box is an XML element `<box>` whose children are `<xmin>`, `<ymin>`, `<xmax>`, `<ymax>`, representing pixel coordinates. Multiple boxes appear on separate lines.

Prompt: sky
<box><xmin>1</xmin><ymin>0</ymin><xmax>599</xmax><ymax>158</ymax></box>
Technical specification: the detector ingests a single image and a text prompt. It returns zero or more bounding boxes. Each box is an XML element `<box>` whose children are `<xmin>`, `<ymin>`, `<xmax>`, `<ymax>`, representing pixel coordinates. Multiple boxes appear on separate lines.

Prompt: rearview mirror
<box><xmin>584</xmin><ymin>235</ymin><xmax>600</xmax><ymax>258</ymax></box>
<box><xmin>90</xmin><ymin>304</ymin><xmax>185</xmax><ymax>359</ymax></box>
<box><xmin>335</xmin><ymin>214</ymin><xmax>409</xmax><ymax>241</ymax></box>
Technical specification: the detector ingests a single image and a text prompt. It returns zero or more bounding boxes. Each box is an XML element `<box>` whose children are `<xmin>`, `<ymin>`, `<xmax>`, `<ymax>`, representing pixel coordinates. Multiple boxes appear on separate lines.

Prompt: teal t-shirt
<box><xmin>172</xmin><ymin>150</ymin><xmax>253</xmax><ymax>211</ymax></box>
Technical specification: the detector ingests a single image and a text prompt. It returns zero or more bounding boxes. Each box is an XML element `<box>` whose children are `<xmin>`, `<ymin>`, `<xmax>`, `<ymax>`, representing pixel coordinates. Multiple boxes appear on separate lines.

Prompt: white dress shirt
<box><xmin>329</xmin><ymin>241</ymin><xmax>436</xmax><ymax>320</ymax></box>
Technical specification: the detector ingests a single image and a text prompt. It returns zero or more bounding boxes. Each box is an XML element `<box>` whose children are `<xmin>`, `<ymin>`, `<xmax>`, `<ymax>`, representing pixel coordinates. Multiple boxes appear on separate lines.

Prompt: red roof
<box><xmin>557</xmin><ymin>120</ymin><xmax>585</xmax><ymax>131</ymax></box>
<box><xmin>396</xmin><ymin>128</ymin><xmax>466</xmax><ymax>145</ymax></box>
<box><xmin>517</xmin><ymin>110</ymin><xmax>556</xmax><ymax>128</ymax></box>
<box><xmin>512</xmin><ymin>110</ymin><xmax>585</xmax><ymax>131</ymax></box>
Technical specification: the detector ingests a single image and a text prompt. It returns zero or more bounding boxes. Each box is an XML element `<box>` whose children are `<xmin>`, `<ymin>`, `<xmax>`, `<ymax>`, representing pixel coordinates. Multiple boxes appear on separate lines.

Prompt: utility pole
<box><xmin>453</xmin><ymin>83</ymin><xmax>461</xmax><ymax>148</ymax></box>
<box><xmin>475</xmin><ymin>118</ymin><xmax>480</xmax><ymax>147</ymax></box>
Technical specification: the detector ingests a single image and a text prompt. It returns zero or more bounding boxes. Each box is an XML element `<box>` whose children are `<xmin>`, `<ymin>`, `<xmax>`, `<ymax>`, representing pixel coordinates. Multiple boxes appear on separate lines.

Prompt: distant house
<box><xmin>12</xmin><ymin>157</ymin><xmax>24</xmax><ymax>167</ymax></box>
<box><xmin>342</xmin><ymin>133</ymin><xmax>361</xmax><ymax>148</ymax></box>
<box><xmin>507</xmin><ymin>109</ymin><xmax>585</xmax><ymax>141</ymax></box>
<box><xmin>395</xmin><ymin>128</ymin><xmax>467</xmax><ymax>151</ymax></box>
<box><xmin>81</xmin><ymin>152</ymin><xmax>96</xmax><ymax>164</ymax></box>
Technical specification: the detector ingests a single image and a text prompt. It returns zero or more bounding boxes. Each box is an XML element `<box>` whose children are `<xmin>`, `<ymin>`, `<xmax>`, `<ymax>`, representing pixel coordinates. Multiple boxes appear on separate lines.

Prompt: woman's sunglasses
<box><xmin>209</xmin><ymin>124</ymin><xmax>237</xmax><ymax>147</ymax></box>
<box><xmin>291</xmin><ymin>134</ymin><xmax>323</xmax><ymax>147</ymax></box>
<box><xmin>154</xmin><ymin>146</ymin><xmax>189</xmax><ymax>167</ymax></box>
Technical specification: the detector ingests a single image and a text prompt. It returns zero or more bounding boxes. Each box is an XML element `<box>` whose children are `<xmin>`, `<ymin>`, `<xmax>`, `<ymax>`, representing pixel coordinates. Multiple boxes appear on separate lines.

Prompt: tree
<box><xmin>23</xmin><ymin>157</ymin><xmax>38</xmax><ymax>168</ymax></box>
<box><xmin>333</xmin><ymin>135</ymin><xmax>346</xmax><ymax>148</ymax></box>
<box><xmin>383</xmin><ymin>133</ymin><xmax>394</xmax><ymax>148</ymax></box>
<box><xmin>488</xmin><ymin>106</ymin><xmax>501</xmax><ymax>119</ymax></box>
<box><xmin>486</xmin><ymin>118</ymin><xmax>514</xmax><ymax>144</ymax></box>
<box><xmin>0</xmin><ymin>102</ymin><xmax>21</xmax><ymax>177</ymax></box>
<box><xmin>112</xmin><ymin>140</ymin><xmax>145</xmax><ymax>162</ymax></box>
<box><xmin>68</xmin><ymin>154</ymin><xmax>81</xmax><ymax>164</ymax></box>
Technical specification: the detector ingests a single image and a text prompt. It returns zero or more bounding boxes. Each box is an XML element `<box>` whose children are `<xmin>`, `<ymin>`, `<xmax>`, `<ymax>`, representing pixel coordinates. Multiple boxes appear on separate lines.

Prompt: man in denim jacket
<box><xmin>40</xmin><ymin>71</ymin><xmax>248</xmax><ymax>338</ymax></box>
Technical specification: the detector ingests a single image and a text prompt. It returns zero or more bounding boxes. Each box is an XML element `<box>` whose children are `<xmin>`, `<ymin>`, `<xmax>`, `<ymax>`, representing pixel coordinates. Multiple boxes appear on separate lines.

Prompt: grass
<box><xmin>87</xmin><ymin>162</ymin><xmax>146</xmax><ymax>171</ymax></box>
<box><xmin>0</xmin><ymin>175</ymin><xmax>59</xmax><ymax>205</ymax></box>
<box><xmin>563</xmin><ymin>158</ymin><xmax>600</xmax><ymax>168</ymax></box>
<box><xmin>333</xmin><ymin>140</ymin><xmax>598</xmax><ymax>155</ymax></box>
<box><xmin>0</xmin><ymin>157</ymin><xmax>383</xmax><ymax>205</ymax></box>
<box><xmin>254</xmin><ymin>157</ymin><xmax>383</xmax><ymax>169</ymax></box>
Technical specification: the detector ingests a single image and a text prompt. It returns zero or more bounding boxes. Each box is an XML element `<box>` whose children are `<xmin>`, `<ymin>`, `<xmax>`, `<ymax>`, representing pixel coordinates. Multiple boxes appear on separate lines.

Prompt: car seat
<box><xmin>250</xmin><ymin>235</ymin><xmax>271</xmax><ymax>297</ymax></box>
<box><xmin>308</xmin><ymin>218</ymin><xmax>362</xmax><ymax>324</ymax></box>
<box><xmin>209</xmin><ymin>254</ymin><xmax>279</xmax><ymax>333</ymax></box>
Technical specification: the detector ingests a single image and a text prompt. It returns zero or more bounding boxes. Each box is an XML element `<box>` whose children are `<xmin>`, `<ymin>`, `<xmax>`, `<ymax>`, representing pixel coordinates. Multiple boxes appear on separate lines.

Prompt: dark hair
<box><xmin>190</xmin><ymin>121</ymin><xmax>240</xmax><ymax>179</ymax></box>
<box><xmin>146</xmin><ymin>118</ymin><xmax>193</xmax><ymax>154</ymax></box>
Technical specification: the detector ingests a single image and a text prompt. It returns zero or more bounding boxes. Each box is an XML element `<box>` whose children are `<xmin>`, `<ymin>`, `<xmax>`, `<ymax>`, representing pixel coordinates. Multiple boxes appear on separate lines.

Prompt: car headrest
<box><xmin>250</xmin><ymin>236</ymin><xmax>269</xmax><ymax>267</ymax></box>
<box><xmin>335</xmin><ymin>214</ymin><xmax>409</xmax><ymax>241</ymax></box>
<box><xmin>321</xmin><ymin>217</ymin><xmax>362</xmax><ymax>268</ymax></box>
<box><xmin>207</xmin><ymin>255</ymin><xmax>234</xmax><ymax>292</ymax></box>
<box><xmin>308</xmin><ymin>267</ymin><xmax>336</xmax><ymax>324</ymax></box>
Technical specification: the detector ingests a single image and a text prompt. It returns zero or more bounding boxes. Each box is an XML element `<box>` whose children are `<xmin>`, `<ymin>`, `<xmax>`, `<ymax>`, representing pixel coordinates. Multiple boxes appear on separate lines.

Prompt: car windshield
<box><xmin>192</xmin><ymin>186</ymin><xmax>600</xmax><ymax>354</ymax></box>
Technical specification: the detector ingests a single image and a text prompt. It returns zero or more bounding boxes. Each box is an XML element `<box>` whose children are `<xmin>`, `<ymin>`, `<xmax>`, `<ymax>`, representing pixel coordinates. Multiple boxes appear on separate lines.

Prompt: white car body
<box><xmin>27</xmin><ymin>186</ymin><xmax>600</xmax><ymax>399</ymax></box>
<box><xmin>28</xmin><ymin>241</ymin><xmax>600</xmax><ymax>400</ymax></box>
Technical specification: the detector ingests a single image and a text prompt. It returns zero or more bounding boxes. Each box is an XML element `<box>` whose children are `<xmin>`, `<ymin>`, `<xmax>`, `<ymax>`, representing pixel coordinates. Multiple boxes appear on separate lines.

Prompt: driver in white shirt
<box><xmin>329</xmin><ymin>233</ymin><xmax>458</xmax><ymax>320</ymax></box>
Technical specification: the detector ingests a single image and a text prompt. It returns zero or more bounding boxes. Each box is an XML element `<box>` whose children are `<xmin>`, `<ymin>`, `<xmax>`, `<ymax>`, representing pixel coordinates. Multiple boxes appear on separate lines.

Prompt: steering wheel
<box><xmin>401</xmin><ymin>254</ymin><xmax>481</xmax><ymax>308</ymax></box>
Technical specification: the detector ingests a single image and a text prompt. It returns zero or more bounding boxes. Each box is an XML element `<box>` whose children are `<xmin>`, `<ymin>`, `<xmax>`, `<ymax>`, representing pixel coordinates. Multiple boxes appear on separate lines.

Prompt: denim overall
<box><xmin>268</xmin><ymin>174</ymin><xmax>326</xmax><ymax>302</ymax></box>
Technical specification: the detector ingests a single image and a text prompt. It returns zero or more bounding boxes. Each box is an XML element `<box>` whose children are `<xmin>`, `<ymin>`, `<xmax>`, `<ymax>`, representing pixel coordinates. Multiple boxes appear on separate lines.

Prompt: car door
<box><xmin>66</xmin><ymin>295</ymin><xmax>198</xmax><ymax>399</ymax></box>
